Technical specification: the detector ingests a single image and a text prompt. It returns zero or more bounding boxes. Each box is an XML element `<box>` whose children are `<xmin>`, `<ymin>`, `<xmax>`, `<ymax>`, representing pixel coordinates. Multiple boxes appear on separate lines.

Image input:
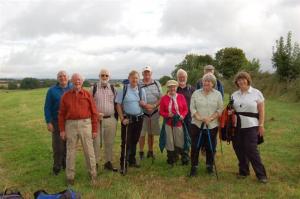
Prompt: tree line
<box><xmin>159</xmin><ymin>31</ymin><xmax>300</xmax><ymax>89</ymax></box>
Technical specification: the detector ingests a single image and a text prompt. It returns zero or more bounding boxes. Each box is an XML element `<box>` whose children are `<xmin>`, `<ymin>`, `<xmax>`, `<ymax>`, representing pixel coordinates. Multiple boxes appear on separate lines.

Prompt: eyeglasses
<box><xmin>101</xmin><ymin>74</ymin><xmax>109</xmax><ymax>77</ymax></box>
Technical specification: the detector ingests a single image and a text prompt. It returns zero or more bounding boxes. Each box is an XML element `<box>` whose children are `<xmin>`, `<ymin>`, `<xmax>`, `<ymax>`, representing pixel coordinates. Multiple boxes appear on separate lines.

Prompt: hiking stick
<box><xmin>100</xmin><ymin>120</ymin><xmax>104</xmax><ymax>148</ymax></box>
<box><xmin>122</xmin><ymin>122</ymin><xmax>129</xmax><ymax>175</ymax></box>
<box><xmin>148</xmin><ymin>115</ymin><xmax>155</xmax><ymax>164</ymax></box>
<box><xmin>206</xmin><ymin>125</ymin><xmax>219</xmax><ymax>180</ymax></box>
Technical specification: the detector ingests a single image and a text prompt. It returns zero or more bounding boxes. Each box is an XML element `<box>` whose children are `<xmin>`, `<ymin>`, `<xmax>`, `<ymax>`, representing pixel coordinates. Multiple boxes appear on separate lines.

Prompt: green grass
<box><xmin>0</xmin><ymin>89</ymin><xmax>300</xmax><ymax>199</ymax></box>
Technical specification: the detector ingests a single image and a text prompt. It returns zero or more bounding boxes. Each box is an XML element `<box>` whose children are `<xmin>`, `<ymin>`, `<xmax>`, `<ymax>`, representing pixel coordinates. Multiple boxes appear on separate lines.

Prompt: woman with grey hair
<box><xmin>189</xmin><ymin>73</ymin><xmax>223</xmax><ymax>177</ymax></box>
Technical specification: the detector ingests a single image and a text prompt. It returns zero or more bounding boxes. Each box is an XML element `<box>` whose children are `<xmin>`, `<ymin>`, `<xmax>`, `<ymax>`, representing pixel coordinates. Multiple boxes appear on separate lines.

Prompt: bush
<box><xmin>20</xmin><ymin>78</ymin><xmax>40</xmax><ymax>89</ymax></box>
<box><xmin>159</xmin><ymin>76</ymin><xmax>172</xmax><ymax>86</ymax></box>
<box><xmin>8</xmin><ymin>82</ymin><xmax>18</xmax><ymax>90</ymax></box>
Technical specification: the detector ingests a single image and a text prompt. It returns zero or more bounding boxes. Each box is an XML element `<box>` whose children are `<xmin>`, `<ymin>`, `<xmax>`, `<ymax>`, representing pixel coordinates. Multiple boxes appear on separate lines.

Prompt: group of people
<box><xmin>44</xmin><ymin>65</ymin><xmax>268</xmax><ymax>186</ymax></box>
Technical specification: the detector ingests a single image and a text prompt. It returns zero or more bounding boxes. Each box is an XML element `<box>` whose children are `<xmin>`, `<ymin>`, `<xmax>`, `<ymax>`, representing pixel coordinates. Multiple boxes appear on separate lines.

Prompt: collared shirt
<box><xmin>190</xmin><ymin>89</ymin><xmax>223</xmax><ymax>129</ymax></box>
<box><xmin>159</xmin><ymin>93</ymin><xmax>188</xmax><ymax>127</ymax></box>
<box><xmin>115</xmin><ymin>85</ymin><xmax>147</xmax><ymax>115</ymax></box>
<box><xmin>59</xmin><ymin>88</ymin><xmax>98</xmax><ymax>133</ymax></box>
<box><xmin>231</xmin><ymin>86</ymin><xmax>264</xmax><ymax>128</ymax></box>
<box><xmin>44</xmin><ymin>82</ymin><xmax>73</xmax><ymax>123</ymax></box>
<box><xmin>91</xmin><ymin>82</ymin><xmax>115</xmax><ymax>116</ymax></box>
<box><xmin>140</xmin><ymin>79</ymin><xmax>162</xmax><ymax>114</ymax></box>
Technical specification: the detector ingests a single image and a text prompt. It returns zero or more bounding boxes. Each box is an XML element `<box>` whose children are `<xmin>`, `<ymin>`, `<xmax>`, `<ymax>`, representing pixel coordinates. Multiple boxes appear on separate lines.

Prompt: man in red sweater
<box><xmin>59</xmin><ymin>73</ymin><xmax>98</xmax><ymax>186</ymax></box>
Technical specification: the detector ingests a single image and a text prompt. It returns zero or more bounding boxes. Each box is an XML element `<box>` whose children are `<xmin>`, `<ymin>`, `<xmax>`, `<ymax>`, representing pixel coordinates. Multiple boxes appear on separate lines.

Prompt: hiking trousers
<box><xmin>93</xmin><ymin>117</ymin><xmax>117</xmax><ymax>163</ymax></box>
<box><xmin>52</xmin><ymin>121</ymin><xmax>66</xmax><ymax>171</ymax></box>
<box><xmin>65</xmin><ymin>119</ymin><xmax>97</xmax><ymax>180</ymax></box>
<box><xmin>232</xmin><ymin>126</ymin><xmax>267</xmax><ymax>178</ymax></box>
<box><xmin>190</xmin><ymin>124</ymin><xmax>218</xmax><ymax>167</ymax></box>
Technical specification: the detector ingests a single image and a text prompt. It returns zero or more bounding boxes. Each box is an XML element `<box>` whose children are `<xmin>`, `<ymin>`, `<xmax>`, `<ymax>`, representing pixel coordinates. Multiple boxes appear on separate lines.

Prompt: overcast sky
<box><xmin>0</xmin><ymin>0</ymin><xmax>300</xmax><ymax>79</ymax></box>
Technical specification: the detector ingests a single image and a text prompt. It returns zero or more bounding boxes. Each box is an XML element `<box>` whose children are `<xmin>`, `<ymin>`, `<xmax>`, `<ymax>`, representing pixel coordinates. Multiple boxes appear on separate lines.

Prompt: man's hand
<box><xmin>122</xmin><ymin>118</ymin><xmax>129</xmax><ymax>125</ymax></box>
<box><xmin>92</xmin><ymin>133</ymin><xmax>97</xmax><ymax>139</ymax></box>
<box><xmin>98</xmin><ymin>112</ymin><xmax>104</xmax><ymax>121</ymax></box>
<box><xmin>47</xmin><ymin>123</ymin><xmax>54</xmax><ymax>133</ymax></box>
<box><xmin>139</xmin><ymin>100</ymin><xmax>147</xmax><ymax>107</ymax></box>
<box><xmin>60</xmin><ymin>131</ymin><xmax>66</xmax><ymax>140</ymax></box>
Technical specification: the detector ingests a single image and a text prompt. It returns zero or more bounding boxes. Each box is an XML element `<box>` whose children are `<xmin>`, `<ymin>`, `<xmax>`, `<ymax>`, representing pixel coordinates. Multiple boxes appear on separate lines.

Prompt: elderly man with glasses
<box><xmin>91</xmin><ymin>69</ymin><xmax>118</xmax><ymax>172</ymax></box>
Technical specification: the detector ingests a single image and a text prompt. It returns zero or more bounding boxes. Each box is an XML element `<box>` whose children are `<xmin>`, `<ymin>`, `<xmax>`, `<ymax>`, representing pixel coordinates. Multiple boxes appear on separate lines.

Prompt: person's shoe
<box><xmin>236</xmin><ymin>173</ymin><xmax>248</xmax><ymax>179</ymax></box>
<box><xmin>206</xmin><ymin>166</ymin><xmax>214</xmax><ymax>174</ymax></box>
<box><xmin>167</xmin><ymin>151</ymin><xmax>175</xmax><ymax>166</ymax></box>
<box><xmin>104</xmin><ymin>161</ymin><xmax>118</xmax><ymax>172</ymax></box>
<box><xmin>53</xmin><ymin>168</ymin><xmax>60</xmax><ymax>176</ymax></box>
<box><xmin>147</xmin><ymin>151</ymin><xmax>155</xmax><ymax>159</ymax></box>
<box><xmin>139</xmin><ymin>151</ymin><xmax>144</xmax><ymax>160</ymax></box>
<box><xmin>258</xmin><ymin>177</ymin><xmax>268</xmax><ymax>184</ymax></box>
<box><xmin>189</xmin><ymin>166</ymin><xmax>198</xmax><ymax>177</ymax></box>
<box><xmin>128</xmin><ymin>163</ymin><xmax>141</xmax><ymax>168</ymax></box>
<box><xmin>119</xmin><ymin>167</ymin><xmax>127</xmax><ymax>175</ymax></box>
<box><xmin>66</xmin><ymin>179</ymin><xmax>75</xmax><ymax>186</ymax></box>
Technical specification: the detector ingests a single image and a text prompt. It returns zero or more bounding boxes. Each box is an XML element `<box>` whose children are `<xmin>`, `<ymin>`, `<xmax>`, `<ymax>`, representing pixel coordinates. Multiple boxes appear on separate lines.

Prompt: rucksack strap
<box><xmin>92</xmin><ymin>83</ymin><xmax>97</xmax><ymax>97</ymax></box>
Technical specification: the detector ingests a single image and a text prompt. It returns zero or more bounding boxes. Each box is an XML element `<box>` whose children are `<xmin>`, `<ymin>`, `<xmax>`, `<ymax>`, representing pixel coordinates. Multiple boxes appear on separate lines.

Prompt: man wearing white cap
<box><xmin>139</xmin><ymin>66</ymin><xmax>162</xmax><ymax>160</ymax></box>
<box><xmin>196</xmin><ymin>65</ymin><xmax>224</xmax><ymax>98</ymax></box>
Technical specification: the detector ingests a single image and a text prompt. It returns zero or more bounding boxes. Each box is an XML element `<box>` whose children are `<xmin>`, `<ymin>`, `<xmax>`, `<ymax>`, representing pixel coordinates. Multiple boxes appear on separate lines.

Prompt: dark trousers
<box><xmin>190</xmin><ymin>124</ymin><xmax>218</xmax><ymax>167</ymax></box>
<box><xmin>232</xmin><ymin>127</ymin><xmax>267</xmax><ymax>178</ymax></box>
<box><xmin>120</xmin><ymin>117</ymin><xmax>144</xmax><ymax>168</ymax></box>
<box><xmin>52</xmin><ymin>121</ymin><xmax>66</xmax><ymax>170</ymax></box>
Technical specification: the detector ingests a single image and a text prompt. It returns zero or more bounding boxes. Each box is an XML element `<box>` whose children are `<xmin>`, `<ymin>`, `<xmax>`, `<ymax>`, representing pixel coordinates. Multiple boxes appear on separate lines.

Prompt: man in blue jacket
<box><xmin>44</xmin><ymin>70</ymin><xmax>72</xmax><ymax>175</ymax></box>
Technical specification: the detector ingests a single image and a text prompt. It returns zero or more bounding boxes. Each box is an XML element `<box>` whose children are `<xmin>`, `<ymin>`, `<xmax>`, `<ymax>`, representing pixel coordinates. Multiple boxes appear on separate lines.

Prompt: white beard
<box><xmin>101</xmin><ymin>79</ymin><xmax>109</xmax><ymax>85</ymax></box>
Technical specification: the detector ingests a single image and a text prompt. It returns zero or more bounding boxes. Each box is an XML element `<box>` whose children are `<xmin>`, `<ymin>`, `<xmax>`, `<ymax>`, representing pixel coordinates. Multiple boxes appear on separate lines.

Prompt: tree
<box><xmin>243</xmin><ymin>58</ymin><xmax>260</xmax><ymax>73</ymax></box>
<box><xmin>272</xmin><ymin>31</ymin><xmax>300</xmax><ymax>81</ymax></box>
<box><xmin>8</xmin><ymin>82</ymin><xmax>18</xmax><ymax>90</ymax></box>
<box><xmin>215</xmin><ymin>47</ymin><xmax>248</xmax><ymax>78</ymax></box>
<box><xmin>159</xmin><ymin>75</ymin><xmax>172</xmax><ymax>86</ymax></box>
<box><xmin>20</xmin><ymin>78</ymin><xmax>40</xmax><ymax>89</ymax></box>
<box><xmin>83</xmin><ymin>80</ymin><xmax>91</xmax><ymax>87</ymax></box>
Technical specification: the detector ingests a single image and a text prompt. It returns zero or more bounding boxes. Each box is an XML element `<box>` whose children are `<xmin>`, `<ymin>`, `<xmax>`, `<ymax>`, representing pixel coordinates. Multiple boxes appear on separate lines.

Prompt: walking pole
<box><xmin>122</xmin><ymin>121</ymin><xmax>129</xmax><ymax>176</ymax></box>
<box><xmin>148</xmin><ymin>114</ymin><xmax>155</xmax><ymax>164</ymax></box>
<box><xmin>206</xmin><ymin>124</ymin><xmax>219</xmax><ymax>180</ymax></box>
<box><xmin>197</xmin><ymin>123</ymin><xmax>204</xmax><ymax>150</ymax></box>
<box><xmin>100</xmin><ymin>120</ymin><xmax>104</xmax><ymax>148</ymax></box>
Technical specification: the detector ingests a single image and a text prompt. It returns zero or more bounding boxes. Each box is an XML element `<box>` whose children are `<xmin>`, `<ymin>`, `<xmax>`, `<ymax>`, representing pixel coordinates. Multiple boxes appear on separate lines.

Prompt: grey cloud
<box><xmin>1</xmin><ymin>0</ymin><xmax>125</xmax><ymax>39</ymax></box>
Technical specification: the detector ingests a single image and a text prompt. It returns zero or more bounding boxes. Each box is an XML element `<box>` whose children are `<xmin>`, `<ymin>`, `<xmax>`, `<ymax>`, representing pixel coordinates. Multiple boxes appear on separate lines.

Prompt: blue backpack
<box><xmin>34</xmin><ymin>189</ymin><xmax>81</xmax><ymax>199</ymax></box>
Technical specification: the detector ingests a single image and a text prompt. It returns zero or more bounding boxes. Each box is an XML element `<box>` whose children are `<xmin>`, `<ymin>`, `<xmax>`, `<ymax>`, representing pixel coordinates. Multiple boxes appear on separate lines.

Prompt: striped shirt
<box><xmin>91</xmin><ymin>83</ymin><xmax>116</xmax><ymax>116</ymax></box>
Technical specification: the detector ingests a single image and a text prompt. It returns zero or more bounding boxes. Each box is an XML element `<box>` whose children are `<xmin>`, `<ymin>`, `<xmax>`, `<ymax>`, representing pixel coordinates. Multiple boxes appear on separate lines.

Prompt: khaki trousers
<box><xmin>93</xmin><ymin>117</ymin><xmax>117</xmax><ymax>163</ymax></box>
<box><xmin>165</xmin><ymin>125</ymin><xmax>184</xmax><ymax>151</ymax></box>
<box><xmin>65</xmin><ymin>119</ymin><xmax>97</xmax><ymax>180</ymax></box>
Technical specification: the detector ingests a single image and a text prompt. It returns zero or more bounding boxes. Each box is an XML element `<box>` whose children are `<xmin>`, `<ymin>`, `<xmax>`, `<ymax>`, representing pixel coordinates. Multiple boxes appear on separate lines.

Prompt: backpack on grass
<box><xmin>34</xmin><ymin>189</ymin><xmax>81</xmax><ymax>199</ymax></box>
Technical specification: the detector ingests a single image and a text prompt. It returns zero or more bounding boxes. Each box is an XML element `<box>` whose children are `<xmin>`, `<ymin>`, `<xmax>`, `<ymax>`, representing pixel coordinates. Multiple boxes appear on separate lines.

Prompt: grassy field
<box><xmin>0</xmin><ymin>88</ymin><xmax>299</xmax><ymax>199</ymax></box>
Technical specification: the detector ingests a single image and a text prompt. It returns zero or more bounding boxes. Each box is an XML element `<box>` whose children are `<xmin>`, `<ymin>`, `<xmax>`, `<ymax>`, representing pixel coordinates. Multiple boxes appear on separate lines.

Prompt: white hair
<box><xmin>202</xmin><ymin>72</ymin><xmax>216</xmax><ymax>86</ymax></box>
<box><xmin>71</xmin><ymin>73</ymin><xmax>85</xmax><ymax>82</ymax></box>
<box><xmin>176</xmin><ymin>69</ymin><xmax>188</xmax><ymax>77</ymax></box>
<box><xmin>57</xmin><ymin>70</ymin><xmax>68</xmax><ymax>79</ymax></box>
<box><xmin>99</xmin><ymin>69</ymin><xmax>110</xmax><ymax>77</ymax></box>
